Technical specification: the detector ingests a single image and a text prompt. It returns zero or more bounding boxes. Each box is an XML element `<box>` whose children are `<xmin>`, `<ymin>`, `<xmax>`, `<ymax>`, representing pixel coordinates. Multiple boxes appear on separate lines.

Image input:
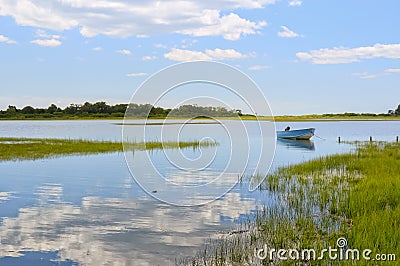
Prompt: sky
<box><xmin>0</xmin><ymin>0</ymin><xmax>399</xmax><ymax>115</ymax></box>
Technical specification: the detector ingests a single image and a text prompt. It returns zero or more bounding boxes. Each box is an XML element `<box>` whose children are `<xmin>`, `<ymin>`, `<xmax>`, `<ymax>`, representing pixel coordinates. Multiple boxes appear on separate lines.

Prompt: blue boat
<box><xmin>276</xmin><ymin>128</ymin><xmax>315</xmax><ymax>140</ymax></box>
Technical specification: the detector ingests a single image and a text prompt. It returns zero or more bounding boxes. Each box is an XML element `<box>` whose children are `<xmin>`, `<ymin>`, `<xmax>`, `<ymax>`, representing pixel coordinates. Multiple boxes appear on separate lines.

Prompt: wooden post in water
<box><xmin>370</xmin><ymin>136</ymin><xmax>373</xmax><ymax>142</ymax></box>
<box><xmin>338</xmin><ymin>136</ymin><xmax>341</xmax><ymax>143</ymax></box>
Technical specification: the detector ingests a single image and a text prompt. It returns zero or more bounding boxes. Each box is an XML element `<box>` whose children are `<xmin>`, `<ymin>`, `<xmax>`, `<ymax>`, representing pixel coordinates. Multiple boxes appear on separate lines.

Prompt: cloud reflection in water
<box><xmin>0</xmin><ymin>184</ymin><xmax>257</xmax><ymax>265</ymax></box>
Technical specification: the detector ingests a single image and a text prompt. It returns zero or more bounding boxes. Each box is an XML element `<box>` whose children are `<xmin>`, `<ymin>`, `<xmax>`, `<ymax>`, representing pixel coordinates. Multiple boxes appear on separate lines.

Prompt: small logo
<box><xmin>336</xmin><ymin>237</ymin><xmax>348</xmax><ymax>249</ymax></box>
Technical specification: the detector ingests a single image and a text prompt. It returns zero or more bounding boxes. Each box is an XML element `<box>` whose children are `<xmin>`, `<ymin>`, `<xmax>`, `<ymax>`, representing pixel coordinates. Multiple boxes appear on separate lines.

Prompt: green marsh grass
<box><xmin>0</xmin><ymin>137</ymin><xmax>216</xmax><ymax>161</ymax></box>
<box><xmin>183</xmin><ymin>142</ymin><xmax>400</xmax><ymax>265</ymax></box>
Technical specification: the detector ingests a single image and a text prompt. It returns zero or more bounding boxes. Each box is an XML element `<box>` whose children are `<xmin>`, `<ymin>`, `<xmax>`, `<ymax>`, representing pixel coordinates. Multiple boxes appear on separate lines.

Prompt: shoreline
<box><xmin>1</xmin><ymin>116</ymin><xmax>400</xmax><ymax>122</ymax></box>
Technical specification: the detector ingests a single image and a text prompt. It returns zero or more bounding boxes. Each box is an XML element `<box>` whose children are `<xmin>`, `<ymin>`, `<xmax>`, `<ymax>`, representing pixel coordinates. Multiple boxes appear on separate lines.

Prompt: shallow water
<box><xmin>0</xmin><ymin>120</ymin><xmax>399</xmax><ymax>265</ymax></box>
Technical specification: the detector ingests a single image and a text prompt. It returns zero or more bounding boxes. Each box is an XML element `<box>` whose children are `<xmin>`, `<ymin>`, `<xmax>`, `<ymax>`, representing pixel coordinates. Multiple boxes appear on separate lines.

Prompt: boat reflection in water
<box><xmin>277</xmin><ymin>138</ymin><xmax>315</xmax><ymax>151</ymax></box>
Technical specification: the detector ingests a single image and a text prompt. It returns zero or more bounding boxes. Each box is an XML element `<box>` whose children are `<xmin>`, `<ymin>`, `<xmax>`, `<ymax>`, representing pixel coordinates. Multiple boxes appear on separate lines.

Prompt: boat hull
<box><xmin>276</xmin><ymin>128</ymin><xmax>315</xmax><ymax>140</ymax></box>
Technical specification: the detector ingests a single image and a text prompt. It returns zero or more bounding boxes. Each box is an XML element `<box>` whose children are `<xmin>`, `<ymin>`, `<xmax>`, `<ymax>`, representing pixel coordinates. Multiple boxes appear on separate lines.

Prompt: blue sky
<box><xmin>0</xmin><ymin>0</ymin><xmax>399</xmax><ymax>115</ymax></box>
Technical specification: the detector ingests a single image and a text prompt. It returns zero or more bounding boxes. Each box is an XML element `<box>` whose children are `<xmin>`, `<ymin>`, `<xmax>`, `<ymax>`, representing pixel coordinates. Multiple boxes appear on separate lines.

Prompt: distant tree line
<box><xmin>169</xmin><ymin>104</ymin><xmax>240</xmax><ymax>117</ymax></box>
<box><xmin>3</xmin><ymin>101</ymin><xmax>398</xmax><ymax>120</ymax></box>
<box><xmin>0</xmin><ymin>102</ymin><xmax>128</xmax><ymax>119</ymax></box>
<box><xmin>321</xmin><ymin>112</ymin><xmax>392</xmax><ymax>117</ymax></box>
<box><xmin>0</xmin><ymin>102</ymin><xmax>241</xmax><ymax>119</ymax></box>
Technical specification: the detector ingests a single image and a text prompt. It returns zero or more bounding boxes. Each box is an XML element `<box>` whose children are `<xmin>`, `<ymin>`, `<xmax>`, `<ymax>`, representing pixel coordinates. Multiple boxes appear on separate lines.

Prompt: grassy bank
<box><xmin>245</xmin><ymin>114</ymin><xmax>400</xmax><ymax>121</ymax></box>
<box><xmin>184</xmin><ymin>142</ymin><xmax>399</xmax><ymax>265</ymax></box>
<box><xmin>0</xmin><ymin>137</ymin><xmax>215</xmax><ymax>161</ymax></box>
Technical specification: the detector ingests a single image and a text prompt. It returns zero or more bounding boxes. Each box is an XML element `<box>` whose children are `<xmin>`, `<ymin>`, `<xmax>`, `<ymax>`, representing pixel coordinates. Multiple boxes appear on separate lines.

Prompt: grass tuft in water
<box><xmin>0</xmin><ymin>137</ymin><xmax>216</xmax><ymax>161</ymax></box>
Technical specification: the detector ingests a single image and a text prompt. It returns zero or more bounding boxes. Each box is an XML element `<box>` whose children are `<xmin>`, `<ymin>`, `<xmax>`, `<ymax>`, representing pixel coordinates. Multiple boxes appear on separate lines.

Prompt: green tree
<box><xmin>93</xmin><ymin>102</ymin><xmax>111</xmax><ymax>114</ymax></box>
<box><xmin>111</xmin><ymin>104</ymin><xmax>128</xmax><ymax>114</ymax></box>
<box><xmin>47</xmin><ymin>104</ymin><xmax>60</xmax><ymax>114</ymax></box>
<box><xmin>6</xmin><ymin>105</ymin><xmax>18</xmax><ymax>114</ymax></box>
<box><xmin>149</xmin><ymin>106</ymin><xmax>170</xmax><ymax>117</ymax></box>
<box><xmin>126</xmin><ymin>103</ymin><xmax>153</xmax><ymax>117</ymax></box>
<box><xmin>21</xmin><ymin>106</ymin><xmax>35</xmax><ymax>114</ymax></box>
<box><xmin>64</xmin><ymin>104</ymin><xmax>81</xmax><ymax>114</ymax></box>
<box><xmin>81</xmin><ymin>102</ymin><xmax>94</xmax><ymax>113</ymax></box>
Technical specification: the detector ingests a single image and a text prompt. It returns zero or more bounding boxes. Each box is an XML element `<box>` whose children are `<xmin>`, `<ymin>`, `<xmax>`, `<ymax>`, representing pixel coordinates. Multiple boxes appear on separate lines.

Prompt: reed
<box><xmin>183</xmin><ymin>142</ymin><xmax>400</xmax><ymax>265</ymax></box>
<box><xmin>0</xmin><ymin>137</ymin><xmax>216</xmax><ymax>161</ymax></box>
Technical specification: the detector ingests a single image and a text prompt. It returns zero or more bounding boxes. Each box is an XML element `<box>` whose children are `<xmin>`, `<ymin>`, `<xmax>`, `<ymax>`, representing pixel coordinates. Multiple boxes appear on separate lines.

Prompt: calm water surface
<box><xmin>0</xmin><ymin>120</ymin><xmax>399</xmax><ymax>265</ymax></box>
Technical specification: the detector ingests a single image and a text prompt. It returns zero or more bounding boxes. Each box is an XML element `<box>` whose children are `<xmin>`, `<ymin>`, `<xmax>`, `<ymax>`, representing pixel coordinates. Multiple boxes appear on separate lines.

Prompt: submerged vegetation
<box><xmin>184</xmin><ymin>142</ymin><xmax>400</xmax><ymax>265</ymax></box>
<box><xmin>0</xmin><ymin>137</ymin><xmax>216</xmax><ymax>161</ymax></box>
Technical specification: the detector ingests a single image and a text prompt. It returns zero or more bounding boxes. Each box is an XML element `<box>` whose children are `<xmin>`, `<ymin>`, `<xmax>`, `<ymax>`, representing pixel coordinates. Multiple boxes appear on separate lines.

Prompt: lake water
<box><xmin>0</xmin><ymin>120</ymin><xmax>399</xmax><ymax>265</ymax></box>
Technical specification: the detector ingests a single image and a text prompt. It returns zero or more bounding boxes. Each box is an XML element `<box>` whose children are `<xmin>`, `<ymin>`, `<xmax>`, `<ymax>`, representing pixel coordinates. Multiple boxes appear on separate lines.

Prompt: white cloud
<box><xmin>205</xmin><ymin>48</ymin><xmax>248</xmax><ymax>60</ymax></box>
<box><xmin>277</xmin><ymin>26</ymin><xmax>300</xmax><ymax>38</ymax></box>
<box><xmin>154</xmin><ymin>43</ymin><xmax>167</xmax><ymax>49</ymax></box>
<box><xmin>165</xmin><ymin>48</ymin><xmax>211</xmax><ymax>61</ymax></box>
<box><xmin>178</xmin><ymin>12</ymin><xmax>267</xmax><ymax>40</ymax></box>
<box><xmin>35</xmin><ymin>29</ymin><xmax>61</xmax><ymax>40</ymax></box>
<box><xmin>384</xmin><ymin>68</ymin><xmax>400</xmax><ymax>73</ymax></box>
<box><xmin>297</xmin><ymin>43</ymin><xmax>400</xmax><ymax>64</ymax></box>
<box><xmin>116</xmin><ymin>49</ymin><xmax>132</xmax><ymax>55</ymax></box>
<box><xmin>0</xmin><ymin>34</ymin><xmax>16</xmax><ymax>44</ymax></box>
<box><xmin>30</xmin><ymin>30</ymin><xmax>62</xmax><ymax>47</ymax></box>
<box><xmin>92</xmin><ymin>46</ymin><xmax>102</xmax><ymax>51</ymax></box>
<box><xmin>0</xmin><ymin>0</ymin><xmax>272</xmax><ymax>40</ymax></box>
<box><xmin>248</xmin><ymin>65</ymin><xmax>271</xmax><ymax>70</ymax></box>
<box><xmin>353</xmin><ymin>68</ymin><xmax>400</xmax><ymax>79</ymax></box>
<box><xmin>0</xmin><ymin>191</ymin><xmax>13</xmax><ymax>202</ymax></box>
<box><xmin>30</xmin><ymin>39</ymin><xmax>62</xmax><ymax>47</ymax></box>
<box><xmin>289</xmin><ymin>0</ymin><xmax>302</xmax><ymax>6</ymax></box>
<box><xmin>353</xmin><ymin>72</ymin><xmax>379</xmax><ymax>79</ymax></box>
<box><xmin>164</xmin><ymin>48</ymin><xmax>249</xmax><ymax>62</ymax></box>
<box><xmin>126</xmin><ymin>72</ymin><xmax>147</xmax><ymax>77</ymax></box>
<box><xmin>141</xmin><ymin>55</ymin><xmax>157</xmax><ymax>61</ymax></box>
<box><xmin>181</xmin><ymin>39</ymin><xmax>198</xmax><ymax>48</ymax></box>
